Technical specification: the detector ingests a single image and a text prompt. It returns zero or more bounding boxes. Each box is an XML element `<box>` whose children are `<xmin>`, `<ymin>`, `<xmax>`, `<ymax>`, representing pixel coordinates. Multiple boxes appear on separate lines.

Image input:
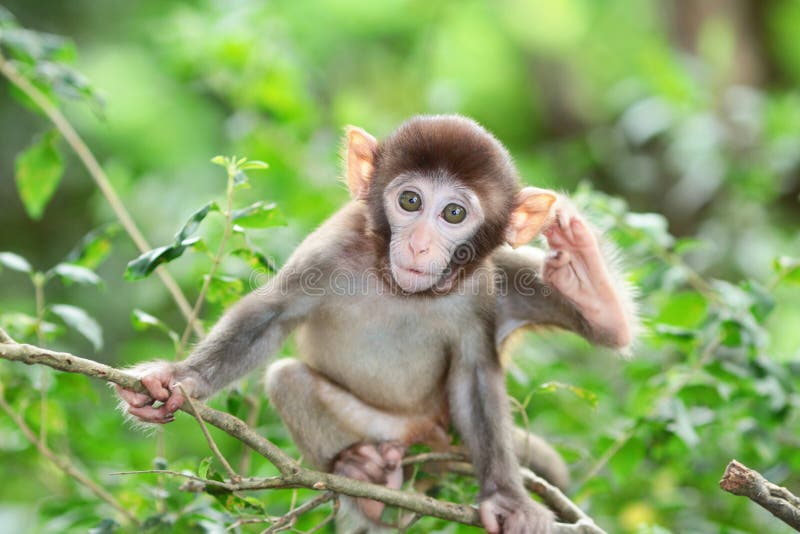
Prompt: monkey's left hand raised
<box><xmin>542</xmin><ymin>201</ymin><xmax>632</xmax><ymax>349</ymax></box>
<box><xmin>479</xmin><ymin>491</ymin><xmax>554</xmax><ymax>534</ymax></box>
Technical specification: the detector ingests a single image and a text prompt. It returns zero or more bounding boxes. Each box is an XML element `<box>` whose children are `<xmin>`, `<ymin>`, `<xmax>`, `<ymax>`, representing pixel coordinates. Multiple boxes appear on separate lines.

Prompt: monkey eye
<box><xmin>398</xmin><ymin>191</ymin><xmax>422</xmax><ymax>212</ymax></box>
<box><xmin>442</xmin><ymin>203</ymin><xmax>467</xmax><ymax>224</ymax></box>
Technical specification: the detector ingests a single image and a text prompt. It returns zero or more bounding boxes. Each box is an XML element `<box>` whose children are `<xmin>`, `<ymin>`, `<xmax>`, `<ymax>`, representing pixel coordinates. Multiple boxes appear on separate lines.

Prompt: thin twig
<box><xmin>305</xmin><ymin>498</ymin><xmax>338</xmax><ymax>534</ymax></box>
<box><xmin>0</xmin><ymin>329</ymin><xmax>14</xmax><ymax>343</ymax></box>
<box><xmin>0</xmin><ymin>53</ymin><xmax>203</xmax><ymax>338</ymax></box>
<box><xmin>33</xmin><ymin>276</ymin><xmax>48</xmax><ymax>444</ymax></box>
<box><xmin>239</xmin><ymin>393</ymin><xmax>261</xmax><ymax>475</ymax></box>
<box><xmin>110</xmin><ymin>469</ymin><xmax>236</xmax><ymax>490</ymax></box>
<box><xmin>263</xmin><ymin>492</ymin><xmax>335</xmax><ymax>533</ymax></box>
<box><xmin>179</xmin><ymin>384</ymin><xmax>240</xmax><ymax>482</ymax></box>
<box><xmin>720</xmin><ymin>460</ymin><xmax>800</xmax><ymax>531</ymax></box>
<box><xmin>0</xmin><ymin>383</ymin><xmax>138</xmax><ymax>525</ymax></box>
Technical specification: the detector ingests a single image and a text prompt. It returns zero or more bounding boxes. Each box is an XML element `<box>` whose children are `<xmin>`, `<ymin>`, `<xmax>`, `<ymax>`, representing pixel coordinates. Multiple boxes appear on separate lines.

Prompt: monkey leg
<box><xmin>266</xmin><ymin>358</ymin><xmax>446</xmax><ymax>527</ymax></box>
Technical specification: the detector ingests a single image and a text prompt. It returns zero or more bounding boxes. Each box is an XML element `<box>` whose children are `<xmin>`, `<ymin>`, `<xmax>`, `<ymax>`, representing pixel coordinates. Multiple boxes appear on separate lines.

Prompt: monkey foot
<box><xmin>333</xmin><ymin>441</ymin><xmax>406</xmax><ymax>522</ymax></box>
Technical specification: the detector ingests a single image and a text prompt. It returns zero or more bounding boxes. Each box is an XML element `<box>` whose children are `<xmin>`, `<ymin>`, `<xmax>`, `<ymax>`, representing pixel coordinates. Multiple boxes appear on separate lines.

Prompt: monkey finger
<box><xmin>569</xmin><ymin>217</ymin><xmax>598</xmax><ymax>250</ymax></box>
<box><xmin>141</xmin><ymin>374</ymin><xmax>171</xmax><ymax>402</ymax></box>
<box><xmin>478</xmin><ymin>502</ymin><xmax>502</xmax><ymax>534</ymax></box>
<box><xmin>546</xmin><ymin>250</ymin><xmax>571</xmax><ymax>269</ymax></box>
<box><xmin>115</xmin><ymin>385</ymin><xmax>154</xmax><ymax>408</ymax></box>
<box><xmin>128</xmin><ymin>404</ymin><xmax>176</xmax><ymax>424</ymax></box>
<box><xmin>165</xmin><ymin>387</ymin><xmax>185</xmax><ymax>413</ymax></box>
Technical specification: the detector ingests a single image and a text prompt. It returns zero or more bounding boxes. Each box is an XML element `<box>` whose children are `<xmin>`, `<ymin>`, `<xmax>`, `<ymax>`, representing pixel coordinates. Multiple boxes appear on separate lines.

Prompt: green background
<box><xmin>0</xmin><ymin>1</ymin><xmax>799</xmax><ymax>533</ymax></box>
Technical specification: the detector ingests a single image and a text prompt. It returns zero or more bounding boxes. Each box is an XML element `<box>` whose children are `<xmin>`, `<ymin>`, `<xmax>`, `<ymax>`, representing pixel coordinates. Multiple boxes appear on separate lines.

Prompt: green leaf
<box><xmin>175</xmin><ymin>201</ymin><xmax>219</xmax><ymax>243</ymax></box>
<box><xmin>663</xmin><ymin>398</ymin><xmax>703</xmax><ymax>448</ymax></box>
<box><xmin>232</xmin><ymin>170</ymin><xmax>248</xmax><ymax>187</ymax></box>
<box><xmin>239</xmin><ymin>160</ymin><xmax>269</xmax><ymax>170</ymax></box>
<box><xmin>623</xmin><ymin>212</ymin><xmax>675</xmax><ymax>248</ymax></box>
<box><xmin>50</xmin><ymin>304</ymin><xmax>103</xmax><ymax>351</ymax></box>
<box><xmin>0</xmin><ymin>6</ymin><xmax>17</xmax><ymax>27</ymax></box>
<box><xmin>204</xmin><ymin>275</ymin><xmax>244</xmax><ymax>306</ymax></box>
<box><xmin>0</xmin><ymin>252</ymin><xmax>32</xmax><ymax>273</ymax></box>
<box><xmin>653</xmin><ymin>324</ymin><xmax>697</xmax><ymax>341</ymax></box>
<box><xmin>226</xmin><ymin>389</ymin><xmax>244</xmax><ymax>417</ymax></box>
<box><xmin>88</xmin><ymin>518</ymin><xmax>119</xmax><ymax>534</ymax></box>
<box><xmin>130</xmin><ymin>309</ymin><xmax>179</xmax><ymax>345</ymax></box>
<box><xmin>198</xmin><ymin>457</ymin><xmax>213</xmax><ymax>479</ymax></box>
<box><xmin>210</xmin><ymin>155</ymin><xmax>227</xmax><ymax>167</ymax></box>
<box><xmin>51</xmin><ymin>263</ymin><xmax>102</xmax><ymax>286</ymax></box>
<box><xmin>131</xmin><ymin>309</ymin><xmax>164</xmax><ymax>331</ymax></box>
<box><xmin>232</xmin><ymin>201</ymin><xmax>286</xmax><ymax>229</ymax></box>
<box><xmin>14</xmin><ymin>130</ymin><xmax>64</xmax><ymax>220</ymax></box>
<box><xmin>0</xmin><ymin>312</ymin><xmax>60</xmax><ymax>341</ymax></box>
<box><xmin>774</xmin><ymin>256</ymin><xmax>800</xmax><ymax>285</ymax></box>
<box><xmin>64</xmin><ymin>225</ymin><xmax>119</xmax><ymax>269</ymax></box>
<box><xmin>229</xmin><ymin>248</ymin><xmax>277</xmax><ymax>273</ymax></box>
<box><xmin>125</xmin><ymin>202</ymin><xmax>218</xmax><ymax>280</ymax></box>
<box><xmin>152</xmin><ymin>457</ymin><xmax>168</xmax><ymax>471</ymax></box>
<box><xmin>124</xmin><ymin>239</ymin><xmax>197</xmax><ymax>280</ymax></box>
<box><xmin>536</xmin><ymin>381</ymin><xmax>599</xmax><ymax>408</ymax></box>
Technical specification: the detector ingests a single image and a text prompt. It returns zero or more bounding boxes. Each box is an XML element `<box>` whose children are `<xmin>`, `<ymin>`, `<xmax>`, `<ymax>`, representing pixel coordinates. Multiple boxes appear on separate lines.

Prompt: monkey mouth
<box><xmin>392</xmin><ymin>265</ymin><xmax>440</xmax><ymax>293</ymax></box>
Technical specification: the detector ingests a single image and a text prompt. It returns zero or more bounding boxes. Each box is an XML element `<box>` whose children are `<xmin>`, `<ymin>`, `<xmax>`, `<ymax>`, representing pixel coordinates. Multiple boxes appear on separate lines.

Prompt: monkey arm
<box><xmin>119</xmin><ymin>266</ymin><xmax>321</xmax><ymax>423</ymax></box>
<box><xmin>448</xmin><ymin>328</ymin><xmax>556</xmax><ymax>532</ymax></box>
<box><xmin>175</xmin><ymin>289</ymin><xmax>297</xmax><ymax>399</ymax></box>
<box><xmin>494</xmin><ymin>225</ymin><xmax>638</xmax><ymax>354</ymax></box>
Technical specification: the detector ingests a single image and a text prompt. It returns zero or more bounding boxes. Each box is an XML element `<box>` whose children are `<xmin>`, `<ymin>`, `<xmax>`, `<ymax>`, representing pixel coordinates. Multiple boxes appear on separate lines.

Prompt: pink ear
<box><xmin>505</xmin><ymin>187</ymin><xmax>557</xmax><ymax>248</ymax></box>
<box><xmin>345</xmin><ymin>126</ymin><xmax>378</xmax><ymax>201</ymax></box>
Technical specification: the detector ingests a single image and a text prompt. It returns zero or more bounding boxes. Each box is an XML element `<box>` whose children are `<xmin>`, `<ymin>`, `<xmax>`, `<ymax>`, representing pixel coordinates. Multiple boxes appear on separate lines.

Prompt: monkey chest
<box><xmin>296</xmin><ymin>295</ymin><xmax>464</xmax><ymax>412</ymax></box>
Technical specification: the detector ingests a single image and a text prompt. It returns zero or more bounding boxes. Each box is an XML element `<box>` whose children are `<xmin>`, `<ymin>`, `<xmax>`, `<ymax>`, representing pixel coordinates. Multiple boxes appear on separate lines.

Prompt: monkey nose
<box><xmin>408</xmin><ymin>241</ymin><xmax>430</xmax><ymax>257</ymax></box>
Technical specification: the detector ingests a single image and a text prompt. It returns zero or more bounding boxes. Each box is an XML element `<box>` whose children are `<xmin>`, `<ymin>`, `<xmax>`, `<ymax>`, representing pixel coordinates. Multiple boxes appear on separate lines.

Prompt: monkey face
<box><xmin>383</xmin><ymin>172</ymin><xmax>485</xmax><ymax>293</ymax></box>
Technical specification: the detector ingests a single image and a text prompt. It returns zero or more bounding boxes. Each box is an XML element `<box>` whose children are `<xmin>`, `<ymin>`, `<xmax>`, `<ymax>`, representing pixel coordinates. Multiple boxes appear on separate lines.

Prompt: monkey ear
<box><xmin>345</xmin><ymin>126</ymin><xmax>378</xmax><ymax>201</ymax></box>
<box><xmin>505</xmin><ymin>187</ymin><xmax>558</xmax><ymax>248</ymax></box>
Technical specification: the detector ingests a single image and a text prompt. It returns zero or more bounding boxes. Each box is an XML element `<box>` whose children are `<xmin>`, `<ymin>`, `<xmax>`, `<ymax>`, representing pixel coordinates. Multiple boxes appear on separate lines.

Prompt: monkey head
<box><xmin>346</xmin><ymin>115</ymin><xmax>556</xmax><ymax>294</ymax></box>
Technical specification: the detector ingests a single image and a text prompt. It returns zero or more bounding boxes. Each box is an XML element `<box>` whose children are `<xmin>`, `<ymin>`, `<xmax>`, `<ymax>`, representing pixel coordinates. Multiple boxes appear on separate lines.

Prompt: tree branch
<box><xmin>720</xmin><ymin>460</ymin><xmax>800</xmax><ymax>531</ymax></box>
<box><xmin>0</xmin><ymin>332</ymin><xmax>603</xmax><ymax>533</ymax></box>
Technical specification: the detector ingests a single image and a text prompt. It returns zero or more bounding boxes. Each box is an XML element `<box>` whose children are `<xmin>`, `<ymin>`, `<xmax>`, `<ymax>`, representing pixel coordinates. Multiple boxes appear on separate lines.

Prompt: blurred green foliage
<box><xmin>0</xmin><ymin>1</ymin><xmax>799</xmax><ymax>533</ymax></box>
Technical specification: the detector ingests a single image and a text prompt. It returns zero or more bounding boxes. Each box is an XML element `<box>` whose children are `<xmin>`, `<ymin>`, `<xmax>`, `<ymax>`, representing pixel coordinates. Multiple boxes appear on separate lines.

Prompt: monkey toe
<box><xmin>377</xmin><ymin>441</ymin><xmax>405</xmax><ymax>470</ymax></box>
<box><xmin>334</xmin><ymin>444</ymin><xmax>389</xmax><ymax>485</ymax></box>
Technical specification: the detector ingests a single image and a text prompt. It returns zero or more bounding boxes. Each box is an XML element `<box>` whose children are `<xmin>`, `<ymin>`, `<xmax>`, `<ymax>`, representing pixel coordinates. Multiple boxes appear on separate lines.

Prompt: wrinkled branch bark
<box><xmin>720</xmin><ymin>460</ymin><xmax>800</xmax><ymax>531</ymax></box>
<box><xmin>0</xmin><ymin>332</ymin><xmax>604</xmax><ymax>533</ymax></box>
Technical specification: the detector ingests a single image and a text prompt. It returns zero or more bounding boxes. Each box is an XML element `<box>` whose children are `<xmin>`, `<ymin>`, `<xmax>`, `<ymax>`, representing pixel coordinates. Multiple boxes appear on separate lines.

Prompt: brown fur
<box><xmin>366</xmin><ymin>115</ymin><xmax>520</xmax><ymax>287</ymax></box>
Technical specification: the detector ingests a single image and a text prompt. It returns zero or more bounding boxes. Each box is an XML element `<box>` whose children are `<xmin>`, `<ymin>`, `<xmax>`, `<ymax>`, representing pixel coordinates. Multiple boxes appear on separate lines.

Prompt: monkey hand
<box><xmin>333</xmin><ymin>441</ymin><xmax>406</xmax><ymax>523</ymax></box>
<box><xmin>542</xmin><ymin>201</ymin><xmax>632</xmax><ymax>349</ymax></box>
<box><xmin>479</xmin><ymin>491</ymin><xmax>554</xmax><ymax>534</ymax></box>
<box><xmin>115</xmin><ymin>361</ymin><xmax>201</xmax><ymax>424</ymax></box>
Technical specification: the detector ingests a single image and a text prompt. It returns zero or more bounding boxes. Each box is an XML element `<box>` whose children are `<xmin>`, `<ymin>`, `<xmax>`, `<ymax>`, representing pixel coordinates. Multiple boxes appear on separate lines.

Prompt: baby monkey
<box><xmin>118</xmin><ymin>115</ymin><xmax>635</xmax><ymax>534</ymax></box>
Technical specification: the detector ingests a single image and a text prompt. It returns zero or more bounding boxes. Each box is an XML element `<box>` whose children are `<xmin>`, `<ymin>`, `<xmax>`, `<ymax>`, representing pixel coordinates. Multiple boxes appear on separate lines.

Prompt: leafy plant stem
<box><xmin>176</xmin><ymin>162</ymin><xmax>236</xmax><ymax>357</ymax></box>
<box><xmin>32</xmin><ymin>272</ymin><xmax>47</xmax><ymax>443</ymax></box>
<box><xmin>0</xmin><ymin>382</ymin><xmax>139</xmax><ymax>525</ymax></box>
<box><xmin>0</xmin><ymin>51</ymin><xmax>203</xmax><ymax>338</ymax></box>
